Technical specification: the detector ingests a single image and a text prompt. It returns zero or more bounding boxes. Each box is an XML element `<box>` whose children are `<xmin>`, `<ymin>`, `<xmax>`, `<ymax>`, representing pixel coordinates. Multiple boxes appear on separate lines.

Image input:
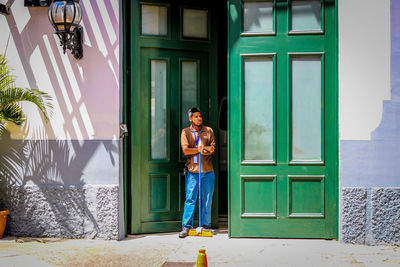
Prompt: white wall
<box><xmin>339</xmin><ymin>0</ymin><xmax>391</xmax><ymax>140</ymax></box>
<box><xmin>0</xmin><ymin>0</ymin><xmax>120</xmax><ymax>140</ymax></box>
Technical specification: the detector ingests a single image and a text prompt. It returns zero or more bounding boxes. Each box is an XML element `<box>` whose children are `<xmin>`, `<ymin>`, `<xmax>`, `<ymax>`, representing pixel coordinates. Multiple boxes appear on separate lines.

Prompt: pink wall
<box><xmin>0</xmin><ymin>0</ymin><xmax>120</xmax><ymax>140</ymax></box>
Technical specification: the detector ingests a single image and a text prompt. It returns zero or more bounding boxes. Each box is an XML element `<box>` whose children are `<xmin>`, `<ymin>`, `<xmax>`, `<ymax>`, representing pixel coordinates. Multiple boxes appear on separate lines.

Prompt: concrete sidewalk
<box><xmin>0</xmin><ymin>230</ymin><xmax>399</xmax><ymax>267</ymax></box>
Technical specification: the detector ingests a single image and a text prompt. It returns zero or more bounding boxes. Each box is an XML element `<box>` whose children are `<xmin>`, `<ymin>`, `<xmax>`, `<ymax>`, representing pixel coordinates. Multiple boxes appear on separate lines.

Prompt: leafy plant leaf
<box><xmin>0</xmin><ymin>53</ymin><xmax>53</xmax><ymax>134</ymax></box>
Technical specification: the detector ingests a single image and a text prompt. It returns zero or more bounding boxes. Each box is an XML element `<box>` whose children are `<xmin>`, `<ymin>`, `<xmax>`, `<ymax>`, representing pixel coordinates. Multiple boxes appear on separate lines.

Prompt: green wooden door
<box><xmin>137</xmin><ymin>48</ymin><xmax>209</xmax><ymax>233</ymax></box>
<box><xmin>228</xmin><ymin>0</ymin><xmax>338</xmax><ymax>238</ymax></box>
<box><xmin>129</xmin><ymin>0</ymin><xmax>220</xmax><ymax>234</ymax></box>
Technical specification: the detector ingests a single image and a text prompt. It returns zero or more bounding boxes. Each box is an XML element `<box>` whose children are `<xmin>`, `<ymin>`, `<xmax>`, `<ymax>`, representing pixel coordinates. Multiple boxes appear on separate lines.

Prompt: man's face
<box><xmin>190</xmin><ymin>112</ymin><xmax>203</xmax><ymax>127</ymax></box>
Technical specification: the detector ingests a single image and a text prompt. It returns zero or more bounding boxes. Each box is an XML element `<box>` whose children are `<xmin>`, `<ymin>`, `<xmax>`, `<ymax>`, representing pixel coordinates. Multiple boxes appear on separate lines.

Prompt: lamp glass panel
<box><xmin>73</xmin><ymin>3</ymin><xmax>82</xmax><ymax>24</ymax></box>
<box><xmin>183</xmin><ymin>8</ymin><xmax>208</xmax><ymax>39</ymax></box>
<box><xmin>53</xmin><ymin>2</ymin><xmax>64</xmax><ymax>23</ymax></box>
<box><xmin>243</xmin><ymin>1</ymin><xmax>273</xmax><ymax>33</ymax></box>
<box><xmin>53</xmin><ymin>2</ymin><xmax>65</xmax><ymax>30</ymax></box>
<box><xmin>142</xmin><ymin>5</ymin><xmax>168</xmax><ymax>36</ymax></box>
<box><xmin>291</xmin><ymin>0</ymin><xmax>321</xmax><ymax>31</ymax></box>
<box><xmin>65</xmin><ymin>3</ymin><xmax>75</xmax><ymax>30</ymax></box>
<box><xmin>65</xmin><ymin>4</ymin><xmax>74</xmax><ymax>23</ymax></box>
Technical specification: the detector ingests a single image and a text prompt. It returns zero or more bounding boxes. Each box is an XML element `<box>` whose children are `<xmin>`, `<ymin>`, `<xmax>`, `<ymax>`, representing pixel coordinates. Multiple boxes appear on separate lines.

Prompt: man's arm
<box><xmin>201</xmin><ymin>128</ymin><xmax>216</xmax><ymax>155</ymax></box>
<box><xmin>182</xmin><ymin>146</ymin><xmax>200</xmax><ymax>156</ymax></box>
<box><xmin>200</xmin><ymin>146</ymin><xmax>215</xmax><ymax>155</ymax></box>
<box><xmin>181</xmin><ymin>129</ymin><xmax>199</xmax><ymax>156</ymax></box>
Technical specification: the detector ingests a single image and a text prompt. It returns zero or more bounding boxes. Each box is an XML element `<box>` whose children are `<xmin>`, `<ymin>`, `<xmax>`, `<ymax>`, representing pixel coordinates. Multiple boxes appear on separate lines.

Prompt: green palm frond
<box><xmin>0</xmin><ymin>55</ymin><xmax>15</xmax><ymax>92</ymax></box>
<box><xmin>0</xmin><ymin>102</ymin><xmax>24</xmax><ymax>125</ymax></box>
<box><xmin>0</xmin><ymin>53</ymin><xmax>53</xmax><ymax>133</ymax></box>
<box><xmin>0</xmin><ymin>87</ymin><xmax>53</xmax><ymax>121</ymax></box>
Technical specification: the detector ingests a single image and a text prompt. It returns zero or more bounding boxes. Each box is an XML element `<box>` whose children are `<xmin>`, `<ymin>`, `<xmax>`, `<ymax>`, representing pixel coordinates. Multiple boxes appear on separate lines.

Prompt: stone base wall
<box><xmin>342</xmin><ymin>187</ymin><xmax>400</xmax><ymax>245</ymax></box>
<box><xmin>0</xmin><ymin>184</ymin><xmax>120</xmax><ymax>240</ymax></box>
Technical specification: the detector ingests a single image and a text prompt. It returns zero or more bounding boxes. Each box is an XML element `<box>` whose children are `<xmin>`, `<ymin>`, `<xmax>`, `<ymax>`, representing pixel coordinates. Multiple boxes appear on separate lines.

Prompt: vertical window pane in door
<box><xmin>151</xmin><ymin>60</ymin><xmax>167</xmax><ymax>160</ymax></box>
<box><xmin>181</xmin><ymin>61</ymin><xmax>198</xmax><ymax>128</ymax></box>
<box><xmin>183</xmin><ymin>8</ymin><xmax>208</xmax><ymax>38</ymax></box>
<box><xmin>142</xmin><ymin>5</ymin><xmax>168</xmax><ymax>36</ymax></box>
<box><xmin>291</xmin><ymin>0</ymin><xmax>321</xmax><ymax>32</ymax></box>
<box><xmin>244</xmin><ymin>57</ymin><xmax>274</xmax><ymax>161</ymax></box>
<box><xmin>243</xmin><ymin>1</ymin><xmax>273</xmax><ymax>33</ymax></box>
<box><xmin>292</xmin><ymin>57</ymin><xmax>321</xmax><ymax>161</ymax></box>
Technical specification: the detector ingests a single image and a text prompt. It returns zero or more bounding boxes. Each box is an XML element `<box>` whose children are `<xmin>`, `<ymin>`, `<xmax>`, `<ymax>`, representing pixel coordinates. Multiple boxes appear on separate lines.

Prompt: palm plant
<box><xmin>0</xmin><ymin>53</ymin><xmax>53</xmax><ymax>134</ymax></box>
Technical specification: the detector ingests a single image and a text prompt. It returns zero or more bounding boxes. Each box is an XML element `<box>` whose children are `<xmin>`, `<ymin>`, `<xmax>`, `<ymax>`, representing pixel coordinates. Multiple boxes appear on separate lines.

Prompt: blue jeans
<box><xmin>182</xmin><ymin>171</ymin><xmax>215</xmax><ymax>229</ymax></box>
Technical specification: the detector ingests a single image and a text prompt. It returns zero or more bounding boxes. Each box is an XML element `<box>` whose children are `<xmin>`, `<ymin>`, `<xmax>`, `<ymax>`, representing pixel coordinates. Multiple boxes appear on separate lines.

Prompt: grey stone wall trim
<box><xmin>1</xmin><ymin>184</ymin><xmax>120</xmax><ymax>240</ymax></box>
<box><xmin>341</xmin><ymin>187</ymin><xmax>367</xmax><ymax>244</ymax></box>
<box><xmin>341</xmin><ymin>187</ymin><xmax>400</xmax><ymax>245</ymax></box>
<box><xmin>371</xmin><ymin>188</ymin><xmax>400</xmax><ymax>245</ymax></box>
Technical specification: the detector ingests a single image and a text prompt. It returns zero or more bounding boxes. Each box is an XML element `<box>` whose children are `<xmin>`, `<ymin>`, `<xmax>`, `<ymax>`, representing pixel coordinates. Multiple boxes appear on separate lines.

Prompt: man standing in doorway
<box><xmin>179</xmin><ymin>107</ymin><xmax>216</xmax><ymax>238</ymax></box>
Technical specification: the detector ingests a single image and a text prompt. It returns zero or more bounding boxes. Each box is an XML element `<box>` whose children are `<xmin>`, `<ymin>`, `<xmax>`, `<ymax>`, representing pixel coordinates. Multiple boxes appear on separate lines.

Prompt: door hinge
<box><xmin>120</xmin><ymin>124</ymin><xmax>128</xmax><ymax>139</ymax></box>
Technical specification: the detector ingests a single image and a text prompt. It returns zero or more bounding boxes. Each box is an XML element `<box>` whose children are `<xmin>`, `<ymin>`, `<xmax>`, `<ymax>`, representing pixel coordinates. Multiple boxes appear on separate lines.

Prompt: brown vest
<box><xmin>181</xmin><ymin>126</ymin><xmax>216</xmax><ymax>173</ymax></box>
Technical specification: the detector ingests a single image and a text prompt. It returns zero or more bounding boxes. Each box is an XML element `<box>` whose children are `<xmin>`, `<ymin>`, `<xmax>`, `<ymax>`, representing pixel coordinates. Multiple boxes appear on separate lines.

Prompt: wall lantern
<box><xmin>48</xmin><ymin>0</ymin><xmax>83</xmax><ymax>59</ymax></box>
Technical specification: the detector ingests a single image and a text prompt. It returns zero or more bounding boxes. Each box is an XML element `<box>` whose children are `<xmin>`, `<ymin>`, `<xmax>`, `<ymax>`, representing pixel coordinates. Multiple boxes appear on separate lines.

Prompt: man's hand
<box><xmin>201</xmin><ymin>146</ymin><xmax>215</xmax><ymax>155</ymax></box>
<box><xmin>198</xmin><ymin>145</ymin><xmax>204</xmax><ymax>153</ymax></box>
<box><xmin>206</xmin><ymin>146</ymin><xmax>215</xmax><ymax>153</ymax></box>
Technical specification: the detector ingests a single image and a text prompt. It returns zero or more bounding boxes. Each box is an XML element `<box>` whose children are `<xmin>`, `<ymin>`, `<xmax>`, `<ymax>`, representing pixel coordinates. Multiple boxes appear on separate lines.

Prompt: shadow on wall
<box><xmin>3</xmin><ymin>1</ymin><xmax>119</xmax><ymax>140</ymax></box>
<box><xmin>0</xmin><ymin>128</ymin><xmax>119</xmax><ymax>238</ymax></box>
<box><xmin>340</xmin><ymin>0</ymin><xmax>400</xmax><ymax>187</ymax></box>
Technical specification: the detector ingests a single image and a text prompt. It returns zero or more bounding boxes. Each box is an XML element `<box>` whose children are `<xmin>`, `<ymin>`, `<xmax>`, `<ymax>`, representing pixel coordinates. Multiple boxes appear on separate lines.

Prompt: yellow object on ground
<box><xmin>196</xmin><ymin>249</ymin><xmax>208</xmax><ymax>267</ymax></box>
<box><xmin>188</xmin><ymin>229</ymin><xmax>213</xmax><ymax>237</ymax></box>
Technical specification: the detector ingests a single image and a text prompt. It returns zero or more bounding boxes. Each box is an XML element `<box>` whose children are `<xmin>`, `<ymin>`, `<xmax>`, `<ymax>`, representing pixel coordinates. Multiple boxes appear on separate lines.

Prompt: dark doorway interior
<box><xmin>216</xmin><ymin>2</ymin><xmax>228</xmax><ymax>223</ymax></box>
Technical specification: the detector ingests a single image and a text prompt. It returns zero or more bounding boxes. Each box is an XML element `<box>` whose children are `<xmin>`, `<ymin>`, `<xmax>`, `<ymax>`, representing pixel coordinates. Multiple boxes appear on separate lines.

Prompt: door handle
<box><xmin>120</xmin><ymin>124</ymin><xmax>128</xmax><ymax>139</ymax></box>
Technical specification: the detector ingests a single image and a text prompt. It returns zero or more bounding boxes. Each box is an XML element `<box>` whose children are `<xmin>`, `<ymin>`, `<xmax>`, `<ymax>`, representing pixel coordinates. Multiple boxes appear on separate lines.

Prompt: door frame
<box><xmin>122</xmin><ymin>0</ymin><xmax>338</xmax><ymax>238</ymax></box>
<box><xmin>123</xmin><ymin>0</ymin><xmax>222</xmax><ymax>234</ymax></box>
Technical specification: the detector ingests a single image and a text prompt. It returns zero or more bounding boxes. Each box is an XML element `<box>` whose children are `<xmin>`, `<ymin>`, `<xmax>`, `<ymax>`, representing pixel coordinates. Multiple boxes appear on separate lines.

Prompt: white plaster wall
<box><xmin>339</xmin><ymin>0</ymin><xmax>391</xmax><ymax>140</ymax></box>
<box><xmin>0</xmin><ymin>0</ymin><xmax>120</xmax><ymax>140</ymax></box>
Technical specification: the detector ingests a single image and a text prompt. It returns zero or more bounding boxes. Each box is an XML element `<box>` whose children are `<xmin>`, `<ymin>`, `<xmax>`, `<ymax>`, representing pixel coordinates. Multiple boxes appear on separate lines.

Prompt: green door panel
<box><xmin>138</xmin><ymin>48</ymin><xmax>210</xmax><ymax>233</ymax></box>
<box><xmin>228</xmin><ymin>0</ymin><xmax>338</xmax><ymax>238</ymax></box>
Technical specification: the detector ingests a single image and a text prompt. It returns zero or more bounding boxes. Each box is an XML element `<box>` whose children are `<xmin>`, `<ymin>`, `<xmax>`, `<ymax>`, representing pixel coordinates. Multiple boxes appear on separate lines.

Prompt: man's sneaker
<box><xmin>179</xmin><ymin>228</ymin><xmax>189</xmax><ymax>238</ymax></box>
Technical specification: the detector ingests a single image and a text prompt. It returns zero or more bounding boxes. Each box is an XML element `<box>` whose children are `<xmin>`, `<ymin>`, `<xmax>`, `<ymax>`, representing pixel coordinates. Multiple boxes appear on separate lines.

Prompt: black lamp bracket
<box><xmin>0</xmin><ymin>0</ymin><xmax>15</xmax><ymax>15</ymax></box>
<box><xmin>56</xmin><ymin>25</ymin><xmax>83</xmax><ymax>59</ymax></box>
